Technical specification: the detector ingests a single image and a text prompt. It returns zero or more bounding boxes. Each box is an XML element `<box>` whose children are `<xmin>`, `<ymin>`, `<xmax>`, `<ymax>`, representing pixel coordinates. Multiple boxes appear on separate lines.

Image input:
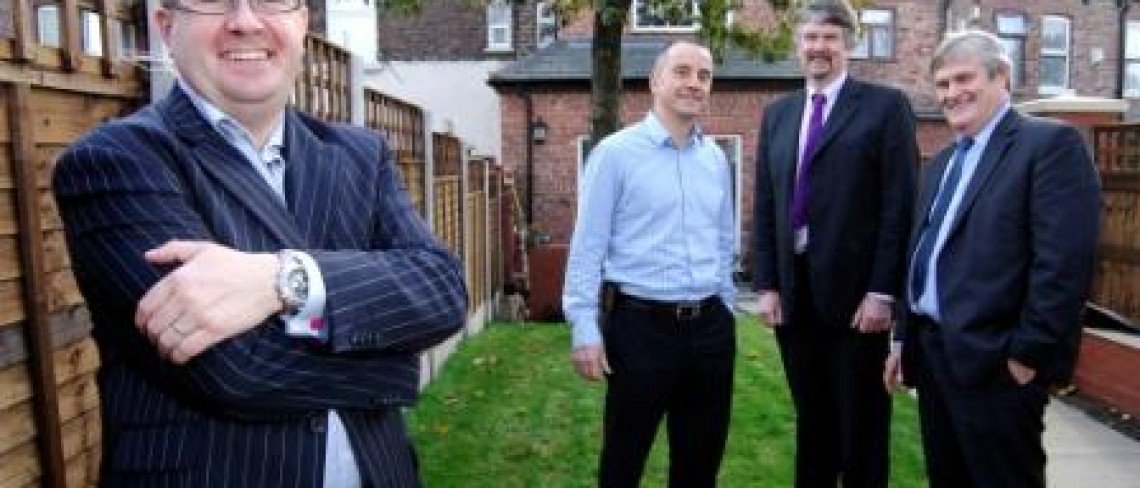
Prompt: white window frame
<box><xmin>850</xmin><ymin>8</ymin><xmax>894</xmax><ymax>61</ymax></box>
<box><xmin>630</xmin><ymin>0</ymin><xmax>733</xmax><ymax>33</ymax></box>
<box><xmin>995</xmin><ymin>12</ymin><xmax>1027</xmax><ymax>89</ymax></box>
<box><xmin>486</xmin><ymin>0</ymin><xmax>513</xmax><ymax>52</ymax></box>
<box><xmin>576</xmin><ymin>133</ymin><xmax>744</xmax><ymax>261</ymax></box>
<box><xmin>536</xmin><ymin>1</ymin><xmax>558</xmax><ymax>49</ymax></box>
<box><xmin>1038</xmin><ymin>15</ymin><xmax>1071</xmax><ymax>95</ymax></box>
<box><xmin>1125</xmin><ymin>21</ymin><xmax>1140</xmax><ymax>98</ymax></box>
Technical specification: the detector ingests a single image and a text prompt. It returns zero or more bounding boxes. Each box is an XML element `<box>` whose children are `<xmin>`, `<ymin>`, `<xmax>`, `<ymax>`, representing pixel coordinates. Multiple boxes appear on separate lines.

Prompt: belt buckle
<box><xmin>676</xmin><ymin>302</ymin><xmax>701</xmax><ymax>321</ymax></box>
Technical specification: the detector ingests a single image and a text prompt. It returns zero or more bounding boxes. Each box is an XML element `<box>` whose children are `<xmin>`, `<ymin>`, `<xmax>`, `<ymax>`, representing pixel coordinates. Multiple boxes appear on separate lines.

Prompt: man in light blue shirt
<box><xmin>562</xmin><ymin>41</ymin><xmax>736</xmax><ymax>488</ymax></box>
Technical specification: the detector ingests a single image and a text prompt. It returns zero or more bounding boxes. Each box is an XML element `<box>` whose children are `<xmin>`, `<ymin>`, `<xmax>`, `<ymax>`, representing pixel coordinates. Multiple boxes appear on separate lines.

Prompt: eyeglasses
<box><xmin>171</xmin><ymin>0</ymin><xmax>304</xmax><ymax>15</ymax></box>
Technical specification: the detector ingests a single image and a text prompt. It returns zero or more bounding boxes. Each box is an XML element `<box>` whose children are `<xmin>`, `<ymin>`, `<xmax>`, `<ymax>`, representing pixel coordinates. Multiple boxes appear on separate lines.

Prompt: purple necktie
<box><xmin>790</xmin><ymin>93</ymin><xmax>827</xmax><ymax>231</ymax></box>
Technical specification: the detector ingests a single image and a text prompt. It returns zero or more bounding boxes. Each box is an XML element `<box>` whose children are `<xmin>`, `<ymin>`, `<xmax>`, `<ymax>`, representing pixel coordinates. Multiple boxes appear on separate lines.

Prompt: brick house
<box><xmin>367</xmin><ymin>0</ymin><xmax>561</xmax><ymax>158</ymax></box>
<box><xmin>474</xmin><ymin>0</ymin><xmax>1138</xmax><ymax>303</ymax></box>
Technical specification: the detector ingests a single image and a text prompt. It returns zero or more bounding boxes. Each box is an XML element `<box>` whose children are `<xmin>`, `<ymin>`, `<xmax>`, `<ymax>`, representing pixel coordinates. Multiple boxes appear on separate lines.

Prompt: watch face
<box><xmin>287</xmin><ymin>267</ymin><xmax>309</xmax><ymax>298</ymax></box>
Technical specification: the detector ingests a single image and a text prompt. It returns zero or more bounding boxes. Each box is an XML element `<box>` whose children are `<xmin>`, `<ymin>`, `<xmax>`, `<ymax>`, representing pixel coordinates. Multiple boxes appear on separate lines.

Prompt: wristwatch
<box><xmin>276</xmin><ymin>250</ymin><xmax>309</xmax><ymax>313</ymax></box>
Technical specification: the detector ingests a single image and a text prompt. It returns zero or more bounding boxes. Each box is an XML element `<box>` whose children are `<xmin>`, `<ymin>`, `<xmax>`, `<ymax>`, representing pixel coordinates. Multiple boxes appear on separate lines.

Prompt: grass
<box><xmin>407</xmin><ymin>315</ymin><xmax>927</xmax><ymax>487</ymax></box>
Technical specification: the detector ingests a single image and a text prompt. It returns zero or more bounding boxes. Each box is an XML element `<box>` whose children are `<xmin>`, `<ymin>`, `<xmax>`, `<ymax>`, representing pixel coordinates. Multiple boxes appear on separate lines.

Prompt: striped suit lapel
<box><xmin>282</xmin><ymin>112</ymin><xmax>347</xmax><ymax>248</ymax></box>
<box><xmin>157</xmin><ymin>86</ymin><xmax>305</xmax><ymax>249</ymax></box>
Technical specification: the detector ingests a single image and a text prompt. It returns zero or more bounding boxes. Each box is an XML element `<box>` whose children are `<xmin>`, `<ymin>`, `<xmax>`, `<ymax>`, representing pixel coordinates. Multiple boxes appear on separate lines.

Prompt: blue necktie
<box><xmin>910</xmin><ymin>137</ymin><xmax>974</xmax><ymax>303</ymax></box>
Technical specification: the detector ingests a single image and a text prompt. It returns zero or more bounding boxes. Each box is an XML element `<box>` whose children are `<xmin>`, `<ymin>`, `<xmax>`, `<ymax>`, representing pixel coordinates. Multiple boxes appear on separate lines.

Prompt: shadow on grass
<box><xmin>407</xmin><ymin>315</ymin><xmax>927</xmax><ymax>487</ymax></box>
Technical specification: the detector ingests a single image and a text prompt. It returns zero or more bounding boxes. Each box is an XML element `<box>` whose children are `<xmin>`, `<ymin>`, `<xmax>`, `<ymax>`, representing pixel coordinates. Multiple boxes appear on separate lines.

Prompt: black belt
<box><xmin>911</xmin><ymin>314</ymin><xmax>940</xmax><ymax>333</ymax></box>
<box><xmin>615</xmin><ymin>292</ymin><xmax>720</xmax><ymax>321</ymax></box>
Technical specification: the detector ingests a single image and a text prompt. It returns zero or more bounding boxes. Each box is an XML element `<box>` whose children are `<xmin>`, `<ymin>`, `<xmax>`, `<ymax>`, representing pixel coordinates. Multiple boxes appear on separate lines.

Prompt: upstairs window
<box><xmin>536</xmin><ymin>1</ymin><xmax>558</xmax><ymax>49</ymax></box>
<box><xmin>1125</xmin><ymin>21</ymin><xmax>1140</xmax><ymax>98</ymax></box>
<box><xmin>631</xmin><ymin>0</ymin><xmax>699</xmax><ymax>31</ymax></box>
<box><xmin>851</xmin><ymin>8</ymin><xmax>894</xmax><ymax>60</ymax></box>
<box><xmin>995</xmin><ymin>12</ymin><xmax>1027</xmax><ymax>89</ymax></box>
<box><xmin>1039</xmin><ymin>15</ymin><xmax>1071</xmax><ymax>95</ymax></box>
<box><xmin>486</xmin><ymin>0</ymin><xmax>512</xmax><ymax>51</ymax></box>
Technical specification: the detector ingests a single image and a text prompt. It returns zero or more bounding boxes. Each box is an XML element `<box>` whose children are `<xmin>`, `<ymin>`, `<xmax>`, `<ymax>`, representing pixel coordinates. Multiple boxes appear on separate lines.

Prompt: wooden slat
<box><xmin>60</xmin><ymin>0</ymin><xmax>83</xmax><ymax>72</ymax></box>
<box><xmin>9</xmin><ymin>0</ymin><xmax>37</xmax><ymax>63</ymax></box>
<box><xmin>0</xmin><ymin>442</ymin><xmax>39</xmax><ymax>488</ymax></box>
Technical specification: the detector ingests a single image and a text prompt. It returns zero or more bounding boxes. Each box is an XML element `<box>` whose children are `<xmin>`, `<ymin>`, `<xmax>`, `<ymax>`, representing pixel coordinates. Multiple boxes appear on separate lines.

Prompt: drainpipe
<box><xmin>1118</xmin><ymin>0</ymin><xmax>1131</xmax><ymax>99</ymax></box>
<box><xmin>518</xmin><ymin>84</ymin><xmax>535</xmax><ymax>227</ymax></box>
<box><xmin>937</xmin><ymin>0</ymin><xmax>951</xmax><ymax>34</ymax></box>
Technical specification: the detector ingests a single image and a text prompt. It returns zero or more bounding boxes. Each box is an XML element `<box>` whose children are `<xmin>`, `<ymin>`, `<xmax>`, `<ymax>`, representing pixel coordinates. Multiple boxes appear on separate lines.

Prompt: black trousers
<box><xmin>599</xmin><ymin>294</ymin><xmax>736</xmax><ymax>488</ymax></box>
<box><xmin>774</xmin><ymin>257</ymin><xmax>891</xmax><ymax>488</ymax></box>
<box><xmin>914</xmin><ymin>324</ymin><xmax>1048</xmax><ymax>488</ymax></box>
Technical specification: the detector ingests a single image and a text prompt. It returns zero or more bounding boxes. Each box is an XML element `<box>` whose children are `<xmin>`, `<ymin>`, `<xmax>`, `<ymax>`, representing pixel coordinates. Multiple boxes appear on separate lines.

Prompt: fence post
<box><xmin>423</xmin><ymin>110</ymin><xmax>436</xmax><ymax>232</ymax></box>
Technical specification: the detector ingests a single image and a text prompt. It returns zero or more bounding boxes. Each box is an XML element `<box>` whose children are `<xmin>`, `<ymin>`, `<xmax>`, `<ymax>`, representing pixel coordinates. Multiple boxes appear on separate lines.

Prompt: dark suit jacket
<box><xmin>753</xmin><ymin>78</ymin><xmax>918</xmax><ymax>325</ymax></box>
<box><xmin>901</xmin><ymin>110</ymin><xmax>1100</xmax><ymax>388</ymax></box>
<box><xmin>52</xmin><ymin>86</ymin><xmax>468</xmax><ymax>487</ymax></box>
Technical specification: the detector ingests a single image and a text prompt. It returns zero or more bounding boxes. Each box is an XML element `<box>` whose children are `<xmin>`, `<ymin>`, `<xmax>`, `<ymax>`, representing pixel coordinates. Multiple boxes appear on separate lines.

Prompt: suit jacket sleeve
<box><xmin>867</xmin><ymin>91</ymin><xmax>919</xmax><ymax>297</ymax></box>
<box><xmin>752</xmin><ymin>103</ymin><xmax>780</xmax><ymax>292</ymax></box>
<box><xmin>313</xmin><ymin>130</ymin><xmax>468</xmax><ymax>354</ymax></box>
<box><xmin>1008</xmin><ymin>124</ymin><xmax>1100</xmax><ymax>371</ymax></box>
<box><xmin>52</xmin><ymin>122</ymin><xmax>465</xmax><ymax>418</ymax></box>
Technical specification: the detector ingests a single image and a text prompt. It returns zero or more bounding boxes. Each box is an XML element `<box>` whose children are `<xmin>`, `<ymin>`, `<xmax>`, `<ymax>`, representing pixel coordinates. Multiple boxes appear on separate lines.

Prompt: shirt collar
<box><xmin>642</xmin><ymin>110</ymin><xmax>704</xmax><ymax>149</ymax></box>
<box><xmin>178</xmin><ymin>78</ymin><xmax>285</xmax><ymax>153</ymax></box>
<box><xmin>806</xmin><ymin>71</ymin><xmax>848</xmax><ymax>101</ymax></box>
<box><xmin>963</xmin><ymin>100</ymin><xmax>1011</xmax><ymax>152</ymax></box>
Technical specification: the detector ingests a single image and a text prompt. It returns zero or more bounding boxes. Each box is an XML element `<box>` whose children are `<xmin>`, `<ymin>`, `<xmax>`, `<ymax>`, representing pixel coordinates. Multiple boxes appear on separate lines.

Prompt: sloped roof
<box><xmin>488</xmin><ymin>39</ymin><xmax>802</xmax><ymax>86</ymax></box>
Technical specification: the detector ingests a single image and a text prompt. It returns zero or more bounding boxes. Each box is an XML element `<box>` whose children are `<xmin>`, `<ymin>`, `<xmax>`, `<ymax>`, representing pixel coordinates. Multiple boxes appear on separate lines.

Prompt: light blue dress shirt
<box><xmin>180</xmin><ymin>80</ymin><xmax>360</xmax><ymax>488</ymax></box>
<box><xmin>911</xmin><ymin>101</ymin><xmax>1012</xmax><ymax>320</ymax></box>
<box><xmin>563</xmin><ymin>111</ymin><xmax>737</xmax><ymax>349</ymax></box>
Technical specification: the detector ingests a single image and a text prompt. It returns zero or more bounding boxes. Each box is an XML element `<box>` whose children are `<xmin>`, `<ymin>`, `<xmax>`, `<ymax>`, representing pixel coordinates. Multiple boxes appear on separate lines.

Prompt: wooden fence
<box><xmin>1091</xmin><ymin>124</ymin><xmax>1140</xmax><ymax>326</ymax></box>
<box><xmin>0</xmin><ymin>18</ymin><xmax>507</xmax><ymax>487</ymax></box>
<box><xmin>0</xmin><ymin>0</ymin><xmax>149</xmax><ymax>486</ymax></box>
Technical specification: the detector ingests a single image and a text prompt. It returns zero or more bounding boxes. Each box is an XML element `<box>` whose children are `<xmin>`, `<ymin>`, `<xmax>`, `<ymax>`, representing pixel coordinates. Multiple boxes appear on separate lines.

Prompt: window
<box><xmin>36</xmin><ymin>4</ymin><xmax>59</xmax><ymax>47</ymax></box>
<box><xmin>1125</xmin><ymin>22</ymin><xmax>1140</xmax><ymax>98</ymax></box>
<box><xmin>1039</xmin><ymin>15</ymin><xmax>1070</xmax><ymax>95</ymax></box>
<box><xmin>995</xmin><ymin>12</ymin><xmax>1027</xmax><ymax>88</ymax></box>
<box><xmin>576</xmin><ymin>133</ymin><xmax>744</xmax><ymax>257</ymax></box>
<box><xmin>851</xmin><ymin>8</ymin><xmax>894</xmax><ymax>60</ymax></box>
<box><xmin>536</xmin><ymin>1</ymin><xmax>558</xmax><ymax>48</ymax></box>
<box><xmin>486</xmin><ymin>0</ymin><xmax>512</xmax><ymax>51</ymax></box>
<box><xmin>631</xmin><ymin>0</ymin><xmax>699</xmax><ymax>31</ymax></box>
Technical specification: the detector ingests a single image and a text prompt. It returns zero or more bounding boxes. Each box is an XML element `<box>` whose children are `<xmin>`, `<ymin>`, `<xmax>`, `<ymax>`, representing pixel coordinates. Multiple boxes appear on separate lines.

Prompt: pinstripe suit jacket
<box><xmin>52</xmin><ymin>85</ymin><xmax>467</xmax><ymax>487</ymax></box>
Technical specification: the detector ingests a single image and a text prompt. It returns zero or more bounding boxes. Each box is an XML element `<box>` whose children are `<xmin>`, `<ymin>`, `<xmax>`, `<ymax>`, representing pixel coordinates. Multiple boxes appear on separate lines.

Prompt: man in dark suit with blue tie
<box><xmin>884</xmin><ymin>30</ymin><xmax>1100</xmax><ymax>488</ymax></box>
<box><xmin>51</xmin><ymin>0</ymin><xmax>467</xmax><ymax>486</ymax></box>
<box><xmin>752</xmin><ymin>1</ymin><xmax>917</xmax><ymax>486</ymax></box>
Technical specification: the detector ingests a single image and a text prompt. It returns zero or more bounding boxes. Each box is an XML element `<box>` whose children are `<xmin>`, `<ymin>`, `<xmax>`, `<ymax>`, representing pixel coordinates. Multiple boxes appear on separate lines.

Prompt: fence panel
<box><xmin>1091</xmin><ymin>125</ymin><xmax>1140</xmax><ymax>326</ymax></box>
<box><xmin>0</xmin><ymin>1</ymin><xmax>148</xmax><ymax>486</ymax></box>
<box><xmin>363</xmin><ymin>89</ymin><xmax>426</xmax><ymax>216</ymax></box>
<box><xmin>293</xmin><ymin>35</ymin><xmax>351</xmax><ymax>124</ymax></box>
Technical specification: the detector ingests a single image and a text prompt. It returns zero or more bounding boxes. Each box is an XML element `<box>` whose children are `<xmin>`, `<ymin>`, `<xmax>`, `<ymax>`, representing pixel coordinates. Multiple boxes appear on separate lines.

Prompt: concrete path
<box><xmin>734</xmin><ymin>291</ymin><xmax>1140</xmax><ymax>487</ymax></box>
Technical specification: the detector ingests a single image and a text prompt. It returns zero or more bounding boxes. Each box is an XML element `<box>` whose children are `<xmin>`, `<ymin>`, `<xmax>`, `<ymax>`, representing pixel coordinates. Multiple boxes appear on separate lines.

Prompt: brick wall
<box><xmin>376</xmin><ymin>0</ymin><xmax>543</xmax><ymax>60</ymax></box>
<box><xmin>503</xmin><ymin>80</ymin><xmax>797</xmax><ymax>250</ymax></box>
<box><xmin>1075</xmin><ymin>330</ymin><xmax>1140</xmax><ymax>419</ymax></box>
<box><xmin>949</xmin><ymin>0</ymin><xmax>1121</xmax><ymax>100</ymax></box>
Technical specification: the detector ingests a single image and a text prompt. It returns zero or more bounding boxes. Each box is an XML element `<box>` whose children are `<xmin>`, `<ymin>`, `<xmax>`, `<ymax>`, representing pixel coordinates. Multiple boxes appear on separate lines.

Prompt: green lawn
<box><xmin>407</xmin><ymin>316</ymin><xmax>927</xmax><ymax>487</ymax></box>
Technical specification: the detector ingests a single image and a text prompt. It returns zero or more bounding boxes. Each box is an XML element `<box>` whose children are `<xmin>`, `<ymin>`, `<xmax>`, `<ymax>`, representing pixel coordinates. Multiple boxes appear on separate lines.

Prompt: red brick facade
<box><xmin>495</xmin><ymin>0</ymin><xmax>1135</xmax><ymax>251</ymax></box>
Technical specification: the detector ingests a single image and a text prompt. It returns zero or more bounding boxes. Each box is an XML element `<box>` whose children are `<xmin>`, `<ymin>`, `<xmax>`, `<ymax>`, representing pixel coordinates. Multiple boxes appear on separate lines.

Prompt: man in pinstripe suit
<box><xmin>50</xmin><ymin>0</ymin><xmax>467</xmax><ymax>486</ymax></box>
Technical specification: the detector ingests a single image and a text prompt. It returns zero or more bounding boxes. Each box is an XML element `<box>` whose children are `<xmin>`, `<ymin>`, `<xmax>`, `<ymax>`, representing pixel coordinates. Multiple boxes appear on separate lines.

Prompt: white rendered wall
<box><xmin>363</xmin><ymin>60</ymin><xmax>508</xmax><ymax>159</ymax></box>
<box><xmin>326</xmin><ymin>0</ymin><xmax>378</xmax><ymax>61</ymax></box>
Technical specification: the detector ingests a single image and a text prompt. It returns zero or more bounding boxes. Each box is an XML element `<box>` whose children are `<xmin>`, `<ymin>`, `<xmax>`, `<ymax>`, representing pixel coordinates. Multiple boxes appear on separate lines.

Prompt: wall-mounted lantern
<box><xmin>530</xmin><ymin>118</ymin><xmax>549</xmax><ymax>145</ymax></box>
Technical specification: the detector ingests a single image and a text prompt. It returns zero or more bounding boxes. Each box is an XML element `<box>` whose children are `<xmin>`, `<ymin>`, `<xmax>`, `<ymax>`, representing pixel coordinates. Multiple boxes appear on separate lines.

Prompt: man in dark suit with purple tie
<box><xmin>752</xmin><ymin>1</ymin><xmax>918</xmax><ymax>486</ymax></box>
<box><xmin>884</xmin><ymin>30</ymin><xmax>1100</xmax><ymax>488</ymax></box>
<box><xmin>51</xmin><ymin>0</ymin><xmax>466</xmax><ymax>485</ymax></box>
